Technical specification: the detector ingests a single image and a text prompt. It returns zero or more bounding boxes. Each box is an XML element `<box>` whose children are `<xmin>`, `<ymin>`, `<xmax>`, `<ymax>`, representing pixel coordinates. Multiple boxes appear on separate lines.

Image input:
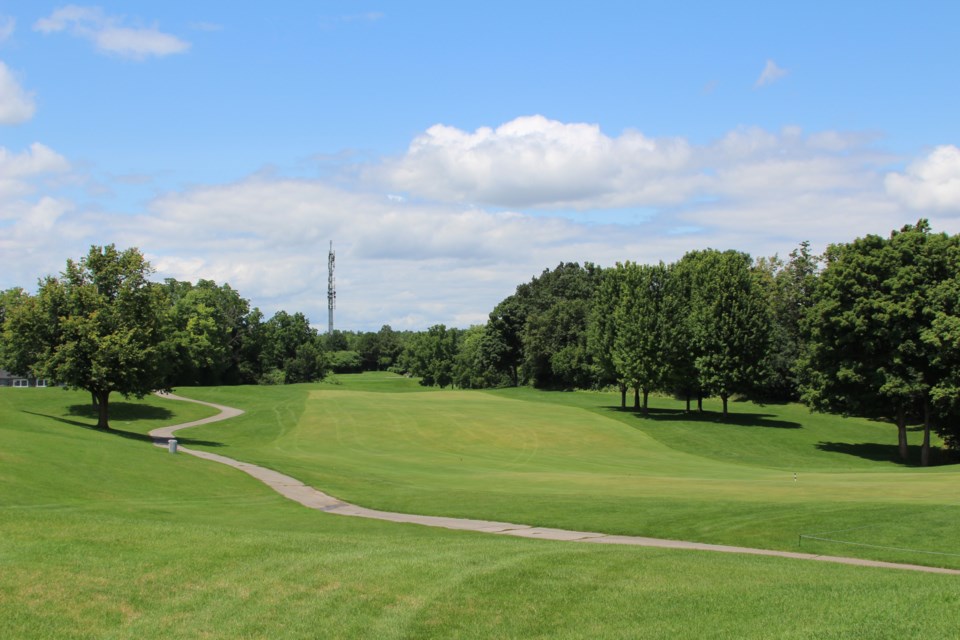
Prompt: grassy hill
<box><xmin>179</xmin><ymin>373</ymin><xmax>960</xmax><ymax>569</ymax></box>
<box><xmin>2</xmin><ymin>381</ymin><xmax>959</xmax><ymax>638</ymax></box>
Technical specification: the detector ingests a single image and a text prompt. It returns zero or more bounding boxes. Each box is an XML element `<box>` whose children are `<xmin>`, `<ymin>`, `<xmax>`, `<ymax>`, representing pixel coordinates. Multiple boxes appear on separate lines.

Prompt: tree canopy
<box><xmin>5</xmin><ymin>246</ymin><xmax>169</xmax><ymax>428</ymax></box>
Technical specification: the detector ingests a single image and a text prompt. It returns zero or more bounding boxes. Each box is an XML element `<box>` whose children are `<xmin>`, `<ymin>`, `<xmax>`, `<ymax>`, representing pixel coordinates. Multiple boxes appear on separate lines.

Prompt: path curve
<box><xmin>150</xmin><ymin>392</ymin><xmax>960</xmax><ymax>576</ymax></box>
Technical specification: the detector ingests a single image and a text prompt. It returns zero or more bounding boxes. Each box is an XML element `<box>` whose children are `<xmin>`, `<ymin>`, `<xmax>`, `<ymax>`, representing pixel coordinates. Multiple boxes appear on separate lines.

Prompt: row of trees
<box><xmin>800</xmin><ymin>221</ymin><xmax>960</xmax><ymax>464</ymax></box>
<box><xmin>395</xmin><ymin>222</ymin><xmax>960</xmax><ymax>461</ymax></box>
<box><xmin>5</xmin><ymin>222</ymin><xmax>960</xmax><ymax>461</ymax></box>
<box><xmin>0</xmin><ymin>246</ymin><xmax>333</xmax><ymax>427</ymax></box>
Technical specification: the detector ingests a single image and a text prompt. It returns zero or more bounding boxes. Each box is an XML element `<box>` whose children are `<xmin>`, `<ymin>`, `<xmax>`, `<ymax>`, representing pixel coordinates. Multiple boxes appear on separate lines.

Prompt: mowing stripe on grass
<box><xmin>152</xmin><ymin>392</ymin><xmax>960</xmax><ymax>576</ymax></box>
<box><xmin>798</xmin><ymin>535</ymin><xmax>960</xmax><ymax>558</ymax></box>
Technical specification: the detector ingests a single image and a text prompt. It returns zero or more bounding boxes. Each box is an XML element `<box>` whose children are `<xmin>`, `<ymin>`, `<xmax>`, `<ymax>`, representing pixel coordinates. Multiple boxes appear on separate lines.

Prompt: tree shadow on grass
<box><xmin>602</xmin><ymin>406</ymin><xmax>802</xmax><ymax>429</ymax></box>
<box><xmin>67</xmin><ymin>402</ymin><xmax>174</xmax><ymax>422</ymax></box>
<box><xmin>21</xmin><ymin>406</ymin><xmax>224</xmax><ymax>447</ymax></box>
<box><xmin>815</xmin><ymin>441</ymin><xmax>954</xmax><ymax>467</ymax></box>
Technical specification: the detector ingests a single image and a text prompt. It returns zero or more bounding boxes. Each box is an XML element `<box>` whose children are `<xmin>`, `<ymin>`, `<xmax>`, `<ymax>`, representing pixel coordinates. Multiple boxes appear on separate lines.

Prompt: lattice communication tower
<box><xmin>327</xmin><ymin>241</ymin><xmax>336</xmax><ymax>335</ymax></box>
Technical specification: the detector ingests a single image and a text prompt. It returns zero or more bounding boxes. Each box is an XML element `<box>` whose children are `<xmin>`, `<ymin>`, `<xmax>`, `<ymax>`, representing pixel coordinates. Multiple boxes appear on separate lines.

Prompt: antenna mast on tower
<box><xmin>327</xmin><ymin>241</ymin><xmax>336</xmax><ymax>335</ymax></box>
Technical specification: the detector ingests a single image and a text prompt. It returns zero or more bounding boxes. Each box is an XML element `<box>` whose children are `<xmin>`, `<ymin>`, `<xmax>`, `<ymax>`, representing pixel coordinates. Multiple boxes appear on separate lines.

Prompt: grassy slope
<box><xmin>3</xmin><ymin>384</ymin><xmax>960</xmax><ymax>639</ymax></box>
<box><xmin>179</xmin><ymin>373</ymin><xmax>960</xmax><ymax>569</ymax></box>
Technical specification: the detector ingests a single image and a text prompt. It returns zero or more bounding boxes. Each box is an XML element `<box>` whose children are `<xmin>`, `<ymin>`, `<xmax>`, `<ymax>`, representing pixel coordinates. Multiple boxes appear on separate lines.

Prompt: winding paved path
<box><xmin>151</xmin><ymin>392</ymin><xmax>960</xmax><ymax>576</ymax></box>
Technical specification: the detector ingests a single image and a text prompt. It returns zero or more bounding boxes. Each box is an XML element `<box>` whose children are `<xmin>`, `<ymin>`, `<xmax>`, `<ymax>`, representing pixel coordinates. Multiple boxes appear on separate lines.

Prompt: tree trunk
<box><xmin>721</xmin><ymin>394</ymin><xmax>729</xmax><ymax>417</ymax></box>
<box><xmin>619</xmin><ymin>383</ymin><xmax>627</xmax><ymax>409</ymax></box>
<box><xmin>697</xmin><ymin>393</ymin><xmax>703</xmax><ymax>412</ymax></box>
<box><xmin>91</xmin><ymin>391</ymin><xmax>99</xmax><ymax>408</ymax></box>
<box><xmin>685</xmin><ymin>394</ymin><xmax>691</xmax><ymax>412</ymax></box>
<box><xmin>642</xmin><ymin>388</ymin><xmax>649</xmax><ymax>415</ymax></box>
<box><xmin>633</xmin><ymin>386</ymin><xmax>640</xmax><ymax>410</ymax></box>
<box><xmin>922</xmin><ymin>400</ymin><xmax>931</xmax><ymax>467</ymax></box>
<box><xmin>896</xmin><ymin>407</ymin><xmax>908</xmax><ymax>462</ymax></box>
<box><xmin>96</xmin><ymin>389</ymin><xmax>111</xmax><ymax>429</ymax></box>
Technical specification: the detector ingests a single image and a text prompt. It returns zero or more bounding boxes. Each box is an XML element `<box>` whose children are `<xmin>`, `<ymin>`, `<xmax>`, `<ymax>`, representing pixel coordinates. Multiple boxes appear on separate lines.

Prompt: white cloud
<box><xmin>755</xmin><ymin>59</ymin><xmax>788</xmax><ymax>87</ymax></box>
<box><xmin>0</xmin><ymin>16</ymin><xmax>15</xmax><ymax>42</ymax></box>
<box><xmin>3</xmin><ymin>121</ymin><xmax>960</xmax><ymax>332</ymax></box>
<box><xmin>378</xmin><ymin>115</ymin><xmax>696</xmax><ymax>209</ymax></box>
<box><xmin>380</xmin><ymin>117</ymin><xmax>887</xmax><ymax>213</ymax></box>
<box><xmin>0</xmin><ymin>61</ymin><xmax>35</xmax><ymax>123</ymax></box>
<box><xmin>34</xmin><ymin>5</ymin><xmax>189</xmax><ymax>59</ymax></box>
<box><xmin>0</xmin><ymin>143</ymin><xmax>70</xmax><ymax>200</ymax></box>
<box><xmin>885</xmin><ymin>145</ymin><xmax>960</xmax><ymax>213</ymax></box>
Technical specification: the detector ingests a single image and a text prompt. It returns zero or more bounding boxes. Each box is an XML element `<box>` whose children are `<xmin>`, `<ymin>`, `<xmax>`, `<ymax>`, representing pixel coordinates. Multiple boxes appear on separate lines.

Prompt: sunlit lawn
<box><xmin>177</xmin><ymin>373</ymin><xmax>960</xmax><ymax>569</ymax></box>
<box><xmin>3</xmin><ymin>382</ymin><xmax>959</xmax><ymax>639</ymax></box>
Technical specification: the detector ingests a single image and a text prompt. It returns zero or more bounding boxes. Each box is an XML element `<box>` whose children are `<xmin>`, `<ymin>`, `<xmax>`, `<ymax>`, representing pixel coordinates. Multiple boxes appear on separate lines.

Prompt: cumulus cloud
<box><xmin>885</xmin><ymin>145</ymin><xmax>960</xmax><ymax>212</ymax></box>
<box><xmin>380</xmin><ymin>116</ymin><xmax>888</xmax><ymax>214</ymax></box>
<box><xmin>755</xmin><ymin>59</ymin><xmax>788</xmax><ymax>87</ymax></box>
<box><xmin>0</xmin><ymin>143</ymin><xmax>70</xmax><ymax>200</ymax></box>
<box><xmin>378</xmin><ymin>115</ymin><xmax>697</xmax><ymax>209</ymax></box>
<box><xmin>0</xmin><ymin>143</ymin><xmax>84</xmax><ymax>286</ymax></box>
<box><xmin>120</xmin><ymin>178</ymin><xmax>593</xmax><ymax>329</ymax></box>
<box><xmin>3</xmin><ymin>120</ymin><xmax>959</xmax><ymax>332</ymax></box>
<box><xmin>0</xmin><ymin>61</ymin><xmax>35</xmax><ymax>123</ymax></box>
<box><xmin>34</xmin><ymin>5</ymin><xmax>190</xmax><ymax>59</ymax></box>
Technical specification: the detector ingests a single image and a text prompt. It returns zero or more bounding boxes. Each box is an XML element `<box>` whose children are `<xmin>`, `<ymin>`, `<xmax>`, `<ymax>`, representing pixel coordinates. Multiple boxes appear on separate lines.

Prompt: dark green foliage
<box><xmin>452</xmin><ymin>325</ymin><xmax>512</xmax><ymax>389</ymax></box>
<box><xmin>753</xmin><ymin>242</ymin><xmax>822</xmax><ymax>401</ymax></box>
<box><xmin>682</xmin><ymin>249</ymin><xmax>772</xmax><ymax>416</ymax></box>
<box><xmin>518</xmin><ymin>262</ymin><xmax>601</xmax><ymax>389</ymax></box>
<box><xmin>799</xmin><ymin>221</ymin><xmax>960</xmax><ymax>463</ymax></box>
<box><xmin>4</xmin><ymin>245</ymin><xmax>169</xmax><ymax>428</ymax></box>
<box><xmin>587</xmin><ymin>264</ymin><xmax>627</xmax><ymax>404</ymax></box>
<box><xmin>661</xmin><ymin>258</ymin><xmax>703</xmax><ymax>411</ymax></box>
<box><xmin>356</xmin><ymin>324</ymin><xmax>403</xmax><ymax>371</ymax></box>
<box><xmin>163</xmin><ymin>279</ymin><xmax>253</xmax><ymax>386</ymax></box>
<box><xmin>325</xmin><ymin>329</ymin><xmax>350</xmax><ymax>352</ymax></box>
<box><xmin>328</xmin><ymin>350</ymin><xmax>363</xmax><ymax>374</ymax></box>
<box><xmin>613</xmin><ymin>262</ymin><xmax>670</xmax><ymax>411</ymax></box>
<box><xmin>258</xmin><ymin>311</ymin><xmax>328</xmax><ymax>383</ymax></box>
<box><xmin>399</xmin><ymin>324</ymin><xmax>462</xmax><ymax>388</ymax></box>
<box><xmin>480</xmin><ymin>295</ymin><xmax>526</xmax><ymax>386</ymax></box>
<box><xmin>0</xmin><ymin>287</ymin><xmax>38</xmax><ymax>376</ymax></box>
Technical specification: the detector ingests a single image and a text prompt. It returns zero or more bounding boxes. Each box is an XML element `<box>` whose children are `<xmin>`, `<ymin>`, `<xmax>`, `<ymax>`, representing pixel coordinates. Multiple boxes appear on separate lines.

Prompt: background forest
<box><xmin>3</xmin><ymin>221</ymin><xmax>960</xmax><ymax>457</ymax></box>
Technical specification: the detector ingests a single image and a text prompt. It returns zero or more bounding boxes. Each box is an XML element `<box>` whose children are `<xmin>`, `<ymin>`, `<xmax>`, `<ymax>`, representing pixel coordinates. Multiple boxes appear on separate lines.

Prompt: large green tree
<box><xmin>800</xmin><ymin>221</ymin><xmax>958</xmax><ymax>464</ymax></box>
<box><xmin>8</xmin><ymin>245</ymin><xmax>170</xmax><ymax>429</ymax></box>
<box><xmin>0</xmin><ymin>287</ymin><xmax>38</xmax><ymax>376</ymax></box>
<box><xmin>661</xmin><ymin>257</ymin><xmax>704</xmax><ymax>411</ymax></box>
<box><xmin>613</xmin><ymin>262</ymin><xmax>670</xmax><ymax>412</ymax></box>
<box><xmin>480</xmin><ymin>296</ymin><xmax>525</xmax><ymax>386</ymax></box>
<box><xmin>260</xmin><ymin>311</ymin><xmax>327</xmax><ymax>384</ymax></box>
<box><xmin>588</xmin><ymin>264</ymin><xmax>629</xmax><ymax>407</ymax></box>
<box><xmin>687</xmin><ymin>249</ymin><xmax>772</xmax><ymax>417</ymax></box>
<box><xmin>164</xmin><ymin>279</ymin><xmax>253</xmax><ymax>386</ymax></box>
<box><xmin>753</xmin><ymin>242</ymin><xmax>822</xmax><ymax>401</ymax></box>
<box><xmin>400</xmin><ymin>324</ymin><xmax>462</xmax><ymax>388</ymax></box>
<box><xmin>519</xmin><ymin>262</ymin><xmax>601</xmax><ymax>389</ymax></box>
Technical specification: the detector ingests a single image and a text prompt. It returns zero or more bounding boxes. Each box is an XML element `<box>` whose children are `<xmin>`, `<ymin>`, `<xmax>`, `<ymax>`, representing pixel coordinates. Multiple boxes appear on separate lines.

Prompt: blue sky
<box><xmin>2</xmin><ymin>1</ymin><xmax>960</xmax><ymax>330</ymax></box>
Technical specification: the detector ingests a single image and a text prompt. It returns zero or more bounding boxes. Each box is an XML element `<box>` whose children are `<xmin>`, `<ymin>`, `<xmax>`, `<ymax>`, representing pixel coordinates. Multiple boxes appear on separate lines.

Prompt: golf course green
<box><xmin>2</xmin><ymin>374</ymin><xmax>959</xmax><ymax>638</ymax></box>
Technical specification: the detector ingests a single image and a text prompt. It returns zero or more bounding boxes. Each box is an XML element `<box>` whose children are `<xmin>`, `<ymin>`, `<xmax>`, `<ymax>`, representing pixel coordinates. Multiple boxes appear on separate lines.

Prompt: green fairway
<box><xmin>3</xmin><ymin>382</ymin><xmax>960</xmax><ymax>639</ymax></box>
<box><xmin>178</xmin><ymin>373</ymin><xmax>960</xmax><ymax>569</ymax></box>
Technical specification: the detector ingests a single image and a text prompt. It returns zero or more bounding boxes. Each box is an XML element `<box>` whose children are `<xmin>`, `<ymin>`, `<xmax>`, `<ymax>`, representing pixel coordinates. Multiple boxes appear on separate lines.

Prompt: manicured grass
<box><xmin>179</xmin><ymin>375</ymin><xmax>960</xmax><ymax>569</ymax></box>
<box><xmin>3</xmin><ymin>384</ymin><xmax>960</xmax><ymax>638</ymax></box>
<box><xmin>321</xmin><ymin>370</ymin><xmax>431</xmax><ymax>393</ymax></box>
<box><xmin>490</xmin><ymin>386</ymin><xmax>955</xmax><ymax>470</ymax></box>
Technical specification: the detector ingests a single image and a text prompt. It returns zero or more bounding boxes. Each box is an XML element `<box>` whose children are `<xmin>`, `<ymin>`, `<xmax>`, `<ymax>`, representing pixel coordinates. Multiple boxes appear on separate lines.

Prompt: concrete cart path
<box><xmin>150</xmin><ymin>392</ymin><xmax>960</xmax><ymax>576</ymax></box>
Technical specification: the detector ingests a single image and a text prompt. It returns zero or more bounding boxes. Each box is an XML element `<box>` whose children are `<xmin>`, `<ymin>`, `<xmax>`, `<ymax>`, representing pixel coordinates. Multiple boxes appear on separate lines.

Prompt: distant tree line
<box><xmin>391</xmin><ymin>221</ymin><xmax>960</xmax><ymax>461</ymax></box>
<box><xmin>4</xmin><ymin>222</ymin><xmax>960</xmax><ymax>460</ymax></box>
